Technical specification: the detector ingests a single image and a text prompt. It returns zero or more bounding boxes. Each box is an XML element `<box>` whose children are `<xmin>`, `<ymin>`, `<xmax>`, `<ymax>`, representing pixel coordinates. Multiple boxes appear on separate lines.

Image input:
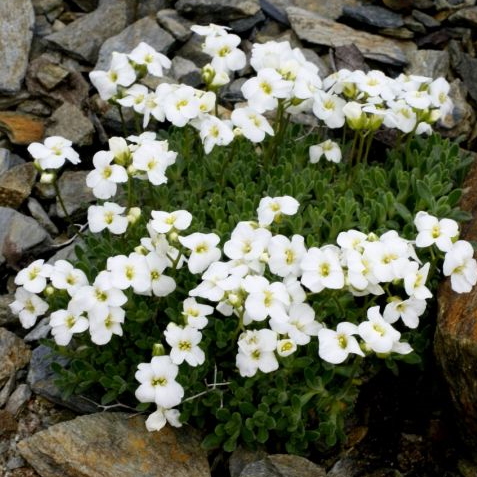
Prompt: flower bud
<box><xmin>152</xmin><ymin>343</ymin><xmax>165</xmax><ymax>356</ymax></box>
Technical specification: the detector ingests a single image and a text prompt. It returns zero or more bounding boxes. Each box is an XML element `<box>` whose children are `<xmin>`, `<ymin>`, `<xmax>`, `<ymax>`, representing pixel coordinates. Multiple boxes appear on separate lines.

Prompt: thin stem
<box><xmin>117</xmin><ymin>104</ymin><xmax>127</xmax><ymax>137</ymax></box>
<box><xmin>54</xmin><ymin>181</ymin><xmax>83</xmax><ymax>237</ymax></box>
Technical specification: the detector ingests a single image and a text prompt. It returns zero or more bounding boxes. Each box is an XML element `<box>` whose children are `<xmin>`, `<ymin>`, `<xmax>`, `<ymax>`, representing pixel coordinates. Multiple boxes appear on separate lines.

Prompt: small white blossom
<box><xmin>165</xmin><ymin>323</ymin><xmax>205</xmax><ymax>366</ymax></box>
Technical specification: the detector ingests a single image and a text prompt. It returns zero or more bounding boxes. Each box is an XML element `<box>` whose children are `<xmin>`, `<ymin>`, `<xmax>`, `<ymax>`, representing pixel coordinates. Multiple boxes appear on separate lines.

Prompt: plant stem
<box><xmin>117</xmin><ymin>104</ymin><xmax>127</xmax><ymax>137</ymax></box>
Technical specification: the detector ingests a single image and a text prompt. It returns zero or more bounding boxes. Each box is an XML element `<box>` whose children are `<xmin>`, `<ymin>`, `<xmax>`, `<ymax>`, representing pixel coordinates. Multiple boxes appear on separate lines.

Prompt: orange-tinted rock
<box><xmin>0</xmin><ymin>112</ymin><xmax>44</xmax><ymax>145</ymax></box>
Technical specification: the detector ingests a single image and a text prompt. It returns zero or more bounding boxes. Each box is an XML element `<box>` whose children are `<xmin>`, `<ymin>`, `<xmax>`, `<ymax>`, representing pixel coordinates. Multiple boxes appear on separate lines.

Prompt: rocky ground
<box><xmin>1</xmin><ymin>0</ymin><xmax>477</xmax><ymax>475</ymax></box>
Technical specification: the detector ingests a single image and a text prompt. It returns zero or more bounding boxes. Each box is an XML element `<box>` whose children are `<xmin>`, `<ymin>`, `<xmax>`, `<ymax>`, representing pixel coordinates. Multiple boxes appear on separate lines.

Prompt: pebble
<box><xmin>0</xmin><ymin>328</ymin><xmax>31</xmax><ymax>384</ymax></box>
<box><xmin>5</xmin><ymin>384</ymin><xmax>32</xmax><ymax>416</ymax></box>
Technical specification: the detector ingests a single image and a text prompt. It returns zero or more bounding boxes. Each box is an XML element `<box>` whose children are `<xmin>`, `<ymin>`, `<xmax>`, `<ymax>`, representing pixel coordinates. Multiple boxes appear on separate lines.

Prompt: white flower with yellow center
<box><xmin>165</xmin><ymin>323</ymin><xmax>205</xmax><ymax>366</ymax></box>
<box><xmin>318</xmin><ymin>322</ymin><xmax>363</xmax><ymax>364</ymax></box>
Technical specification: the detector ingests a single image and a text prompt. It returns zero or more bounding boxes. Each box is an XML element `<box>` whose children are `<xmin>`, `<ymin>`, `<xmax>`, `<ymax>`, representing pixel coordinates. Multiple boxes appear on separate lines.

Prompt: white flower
<box><xmin>191</xmin><ymin>23</ymin><xmax>230</xmax><ymax>37</ymax></box>
<box><xmin>28</xmin><ymin>136</ymin><xmax>80</xmax><ymax>170</ymax></box>
<box><xmin>276</xmin><ymin>338</ymin><xmax>297</xmax><ymax>357</ymax></box>
<box><xmin>86</xmin><ymin>150</ymin><xmax>128</xmax><ymax>199</ymax></box>
<box><xmin>429</xmin><ymin>77</ymin><xmax>453</xmax><ymax>116</ymax></box>
<box><xmin>116</xmin><ymin>84</ymin><xmax>149</xmax><ymax>114</ymax></box>
<box><xmin>443</xmin><ymin>240</ymin><xmax>477</xmax><ymax>293</ymax></box>
<box><xmin>145</xmin><ymin>407</ymin><xmax>182</xmax><ymax>432</ymax></box>
<box><xmin>414</xmin><ymin>211</ymin><xmax>459</xmax><ymax>252</ymax></box>
<box><xmin>49</xmin><ymin>260</ymin><xmax>89</xmax><ymax>296</ymax></box>
<box><xmin>383</xmin><ymin>100</ymin><xmax>417</xmax><ymax>134</ymax></box>
<box><xmin>9</xmin><ymin>287</ymin><xmax>48</xmax><ymax>329</ymax></box>
<box><xmin>236</xmin><ymin>329</ymin><xmax>279</xmax><ymax>377</ymax></box>
<box><xmin>88</xmin><ymin>202</ymin><xmax>129</xmax><ymax>234</ymax></box>
<box><xmin>358</xmin><ymin>306</ymin><xmax>401</xmax><ymax>354</ymax></box>
<box><xmin>163</xmin><ymin>85</ymin><xmax>200</xmax><ymax>127</ymax></box>
<box><xmin>383</xmin><ymin>296</ymin><xmax>426</xmax><ymax>329</ymax></box>
<box><xmin>312</xmin><ymin>91</ymin><xmax>346</xmax><ymax>129</ymax></box>
<box><xmin>197</xmin><ymin>115</ymin><xmax>234</xmax><ymax>154</ymax></box>
<box><xmin>89</xmin><ymin>305</ymin><xmax>125</xmax><ymax>345</ymax></box>
<box><xmin>203</xmin><ymin>33</ymin><xmax>246</xmax><ymax>73</ymax></box>
<box><xmin>231</xmin><ymin>107</ymin><xmax>274</xmax><ymax>143</ymax></box>
<box><xmin>149</xmin><ymin>210</ymin><xmax>192</xmax><ymax>234</ymax></box>
<box><xmin>107</xmin><ymin>253</ymin><xmax>151</xmax><ymax>293</ymax></box>
<box><xmin>128</xmin><ymin>42</ymin><xmax>171</xmax><ymax>77</ymax></box>
<box><xmin>189</xmin><ymin>261</ymin><xmax>238</xmax><ymax>302</ymax></box>
<box><xmin>165</xmin><ymin>323</ymin><xmax>205</xmax><ymax>366</ymax></box>
<box><xmin>318</xmin><ymin>322</ymin><xmax>363</xmax><ymax>364</ymax></box>
<box><xmin>301</xmin><ymin>245</ymin><xmax>344</xmax><ymax>293</ymax></box>
<box><xmin>50</xmin><ymin>307</ymin><xmax>89</xmax><ymax>346</ymax></box>
<box><xmin>337</xmin><ymin>230</ymin><xmax>368</xmax><ymax>252</ymax></box>
<box><xmin>135</xmin><ymin>355</ymin><xmax>184</xmax><ymax>408</ymax></box>
<box><xmin>182</xmin><ymin>297</ymin><xmax>213</xmax><ymax>329</ymax></box>
<box><xmin>309</xmin><ymin>140</ymin><xmax>341</xmax><ymax>164</ymax></box>
<box><xmin>179</xmin><ymin>232</ymin><xmax>221</xmax><ymax>274</ymax></box>
<box><xmin>257</xmin><ymin>196</ymin><xmax>299</xmax><ymax>226</ymax></box>
<box><xmin>267</xmin><ymin>234</ymin><xmax>306</xmax><ymax>278</ymax></box>
<box><xmin>132</xmin><ymin>141</ymin><xmax>177</xmax><ymax>186</ymax></box>
<box><xmin>224</xmin><ymin>222</ymin><xmax>271</xmax><ymax>263</ymax></box>
<box><xmin>145</xmin><ymin>252</ymin><xmax>176</xmax><ymax>297</ymax></box>
<box><xmin>14</xmin><ymin>259</ymin><xmax>52</xmax><ymax>294</ymax></box>
<box><xmin>403</xmin><ymin>262</ymin><xmax>432</xmax><ymax>300</ymax></box>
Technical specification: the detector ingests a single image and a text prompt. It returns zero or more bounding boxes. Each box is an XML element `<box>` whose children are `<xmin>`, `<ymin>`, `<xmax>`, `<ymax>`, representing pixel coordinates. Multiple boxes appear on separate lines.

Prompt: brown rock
<box><xmin>286</xmin><ymin>7</ymin><xmax>415</xmax><ymax>66</ymax></box>
<box><xmin>0</xmin><ymin>327</ymin><xmax>32</xmax><ymax>383</ymax></box>
<box><xmin>0</xmin><ymin>112</ymin><xmax>44</xmax><ymax>145</ymax></box>
<box><xmin>18</xmin><ymin>412</ymin><xmax>211</xmax><ymax>477</ymax></box>
<box><xmin>0</xmin><ymin>163</ymin><xmax>37</xmax><ymax>209</ymax></box>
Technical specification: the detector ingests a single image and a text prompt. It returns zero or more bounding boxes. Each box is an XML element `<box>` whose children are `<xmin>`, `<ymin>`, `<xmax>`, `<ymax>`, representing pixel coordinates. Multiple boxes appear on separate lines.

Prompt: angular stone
<box><xmin>0</xmin><ymin>163</ymin><xmax>37</xmax><ymax>209</ymax></box>
<box><xmin>137</xmin><ymin>0</ymin><xmax>172</xmax><ymax>17</ymax></box>
<box><xmin>240</xmin><ymin>454</ymin><xmax>326</xmax><ymax>477</ymax></box>
<box><xmin>0</xmin><ymin>294</ymin><xmax>18</xmax><ymax>327</ymax></box>
<box><xmin>18</xmin><ymin>413</ymin><xmax>211</xmax><ymax>477</ymax></box>
<box><xmin>17</xmin><ymin>99</ymin><xmax>52</xmax><ymax>117</ymax></box>
<box><xmin>0</xmin><ymin>207</ymin><xmax>51</xmax><ymax>267</ymax></box>
<box><xmin>171</xmin><ymin>57</ymin><xmax>202</xmax><ymax>87</ymax></box>
<box><xmin>0</xmin><ymin>0</ymin><xmax>35</xmax><ymax>94</ymax></box>
<box><xmin>230</xmin><ymin>448</ymin><xmax>267</xmax><ymax>477</ymax></box>
<box><xmin>260</xmin><ymin>0</ymin><xmax>292</xmax><ymax>25</ymax></box>
<box><xmin>70</xmin><ymin>0</ymin><xmax>98</xmax><ymax>11</ymax></box>
<box><xmin>405</xmin><ymin>49</ymin><xmax>450</xmax><ymax>78</ymax></box>
<box><xmin>46</xmin><ymin>102</ymin><xmax>94</xmax><ymax>146</ymax></box>
<box><xmin>379</xmin><ymin>26</ymin><xmax>414</xmax><ymax>39</ymax></box>
<box><xmin>32</xmin><ymin>0</ymin><xmax>62</xmax><ymax>14</ymax></box>
<box><xmin>27</xmin><ymin>198</ymin><xmax>59</xmax><ymax>235</ymax></box>
<box><xmin>449</xmin><ymin>41</ymin><xmax>477</xmax><ymax>103</ymax></box>
<box><xmin>286</xmin><ymin>7</ymin><xmax>415</xmax><ymax>66</ymax></box>
<box><xmin>0</xmin><ymin>373</ymin><xmax>16</xmax><ymax>407</ymax></box>
<box><xmin>5</xmin><ymin>384</ymin><xmax>32</xmax><ymax>415</ymax></box>
<box><xmin>36</xmin><ymin>63</ymin><xmax>70</xmax><ymax>91</ymax></box>
<box><xmin>45</xmin><ymin>0</ymin><xmax>131</xmax><ymax>63</ymax></box>
<box><xmin>411</xmin><ymin>9</ymin><xmax>441</xmax><ymax>27</ymax></box>
<box><xmin>0</xmin><ymin>112</ymin><xmax>45</xmax><ymax>145</ymax></box>
<box><xmin>157</xmin><ymin>9</ymin><xmax>193</xmax><ymax>42</ymax></box>
<box><xmin>175</xmin><ymin>34</ymin><xmax>212</xmax><ymax>68</ymax></box>
<box><xmin>176</xmin><ymin>0</ymin><xmax>261</xmax><ymax>21</ymax></box>
<box><xmin>342</xmin><ymin>5</ymin><xmax>404</xmax><ymax>28</ymax></box>
<box><xmin>95</xmin><ymin>16</ymin><xmax>175</xmax><ymax>71</ymax></box>
<box><xmin>56</xmin><ymin>170</ymin><xmax>96</xmax><ymax>218</ymax></box>
<box><xmin>24</xmin><ymin>316</ymin><xmax>51</xmax><ymax>342</ymax></box>
<box><xmin>0</xmin><ymin>328</ymin><xmax>32</xmax><ymax>383</ymax></box>
<box><xmin>293</xmin><ymin>0</ymin><xmax>357</xmax><ymax>20</ymax></box>
<box><xmin>448</xmin><ymin>6</ymin><xmax>477</xmax><ymax>26</ymax></box>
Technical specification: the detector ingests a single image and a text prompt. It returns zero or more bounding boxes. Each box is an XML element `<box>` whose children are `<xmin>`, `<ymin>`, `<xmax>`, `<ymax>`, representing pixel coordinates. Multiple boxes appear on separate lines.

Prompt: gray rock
<box><xmin>301</xmin><ymin>48</ymin><xmax>332</xmax><ymax>78</ymax></box>
<box><xmin>221</xmin><ymin>78</ymin><xmax>247</xmax><ymax>103</ymax></box>
<box><xmin>27</xmin><ymin>344</ymin><xmax>98</xmax><ymax>413</ymax></box>
<box><xmin>138</xmin><ymin>0</ymin><xmax>173</xmax><ymax>18</ymax></box>
<box><xmin>327</xmin><ymin>456</ymin><xmax>360</xmax><ymax>477</ymax></box>
<box><xmin>449</xmin><ymin>40</ymin><xmax>477</xmax><ymax>103</ymax></box>
<box><xmin>5</xmin><ymin>384</ymin><xmax>32</xmax><ymax>415</ymax></box>
<box><xmin>175</xmin><ymin>33</ymin><xmax>212</xmax><ymax>68</ymax></box>
<box><xmin>448</xmin><ymin>6</ymin><xmax>477</xmax><ymax>26</ymax></box>
<box><xmin>32</xmin><ymin>0</ymin><xmax>63</xmax><ymax>14</ymax></box>
<box><xmin>405</xmin><ymin>49</ymin><xmax>450</xmax><ymax>78</ymax></box>
<box><xmin>46</xmin><ymin>102</ymin><xmax>95</xmax><ymax>147</ymax></box>
<box><xmin>17</xmin><ymin>99</ymin><xmax>52</xmax><ymax>117</ymax></box>
<box><xmin>378</xmin><ymin>26</ymin><xmax>414</xmax><ymax>39</ymax></box>
<box><xmin>36</xmin><ymin>62</ymin><xmax>70</xmax><ymax>90</ymax></box>
<box><xmin>0</xmin><ymin>328</ymin><xmax>32</xmax><ymax>383</ymax></box>
<box><xmin>24</xmin><ymin>316</ymin><xmax>52</xmax><ymax>342</ymax></box>
<box><xmin>45</xmin><ymin>0</ymin><xmax>131</xmax><ymax>63</ymax></box>
<box><xmin>230</xmin><ymin>10</ymin><xmax>267</xmax><ymax>32</ymax></box>
<box><xmin>0</xmin><ymin>207</ymin><xmax>51</xmax><ymax>267</ymax></box>
<box><xmin>171</xmin><ymin>57</ymin><xmax>202</xmax><ymax>87</ymax></box>
<box><xmin>27</xmin><ymin>197</ymin><xmax>60</xmax><ymax>236</ymax></box>
<box><xmin>342</xmin><ymin>5</ymin><xmax>404</xmax><ymax>28</ymax></box>
<box><xmin>230</xmin><ymin>447</ymin><xmax>267</xmax><ymax>477</ymax></box>
<box><xmin>260</xmin><ymin>0</ymin><xmax>291</xmax><ymax>25</ymax></box>
<box><xmin>55</xmin><ymin>170</ymin><xmax>96</xmax><ymax>218</ymax></box>
<box><xmin>0</xmin><ymin>373</ymin><xmax>16</xmax><ymax>407</ymax></box>
<box><xmin>240</xmin><ymin>454</ymin><xmax>326</xmax><ymax>477</ymax></box>
<box><xmin>403</xmin><ymin>16</ymin><xmax>427</xmax><ymax>33</ymax></box>
<box><xmin>0</xmin><ymin>149</ymin><xmax>25</xmax><ymax>176</ymax></box>
<box><xmin>0</xmin><ymin>162</ymin><xmax>37</xmax><ymax>209</ymax></box>
<box><xmin>70</xmin><ymin>0</ymin><xmax>99</xmax><ymax>11</ymax></box>
<box><xmin>95</xmin><ymin>16</ymin><xmax>175</xmax><ymax>71</ymax></box>
<box><xmin>0</xmin><ymin>0</ymin><xmax>35</xmax><ymax>94</ymax></box>
<box><xmin>176</xmin><ymin>0</ymin><xmax>261</xmax><ymax>22</ymax></box>
<box><xmin>287</xmin><ymin>7</ymin><xmax>414</xmax><ymax>66</ymax></box>
<box><xmin>435</xmin><ymin>0</ymin><xmax>475</xmax><ymax>10</ymax></box>
<box><xmin>0</xmin><ymin>294</ymin><xmax>18</xmax><ymax>327</ymax></box>
<box><xmin>18</xmin><ymin>412</ymin><xmax>211</xmax><ymax>477</ymax></box>
<box><xmin>293</xmin><ymin>0</ymin><xmax>356</xmax><ymax>20</ymax></box>
<box><xmin>411</xmin><ymin>9</ymin><xmax>441</xmax><ymax>28</ymax></box>
<box><xmin>157</xmin><ymin>9</ymin><xmax>193</xmax><ymax>42</ymax></box>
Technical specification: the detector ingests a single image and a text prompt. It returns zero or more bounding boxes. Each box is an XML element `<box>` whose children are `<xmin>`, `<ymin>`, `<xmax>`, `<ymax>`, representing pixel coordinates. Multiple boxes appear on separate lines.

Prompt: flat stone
<box><xmin>379</xmin><ymin>26</ymin><xmax>415</xmax><ymax>39</ymax></box>
<box><xmin>17</xmin><ymin>99</ymin><xmax>52</xmax><ymax>117</ymax></box>
<box><xmin>0</xmin><ymin>112</ymin><xmax>45</xmax><ymax>145</ymax></box>
<box><xmin>36</xmin><ymin>62</ymin><xmax>70</xmax><ymax>91</ymax></box>
<box><xmin>46</xmin><ymin>102</ymin><xmax>94</xmax><ymax>147</ymax></box>
<box><xmin>171</xmin><ymin>57</ymin><xmax>202</xmax><ymax>87</ymax></box>
<box><xmin>259</xmin><ymin>0</ymin><xmax>292</xmax><ymax>25</ymax></box>
<box><xmin>411</xmin><ymin>9</ymin><xmax>441</xmax><ymax>27</ymax></box>
<box><xmin>287</xmin><ymin>7</ymin><xmax>415</xmax><ymax>66</ymax></box>
<box><xmin>70</xmin><ymin>0</ymin><xmax>98</xmax><ymax>11</ymax></box>
<box><xmin>230</xmin><ymin>10</ymin><xmax>267</xmax><ymax>32</ymax></box>
<box><xmin>45</xmin><ymin>0</ymin><xmax>131</xmax><ymax>63</ymax></box>
<box><xmin>175</xmin><ymin>34</ymin><xmax>212</xmax><ymax>68</ymax></box>
<box><xmin>157</xmin><ymin>9</ymin><xmax>193</xmax><ymax>42</ymax></box>
<box><xmin>32</xmin><ymin>0</ymin><xmax>62</xmax><ymax>13</ymax></box>
<box><xmin>95</xmin><ymin>16</ymin><xmax>175</xmax><ymax>71</ymax></box>
<box><xmin>0</xmin><ymin>294</ymin><xmax>18</xmax><ymax>327</ymax></box>
<box><xmin>138</xmin><ymin>0</ymin><xmax>171</xmax><ymax>17</ymax></box>
<box><xmin>26</xmin><ymin>344</ymin><xmax>98</xmax><ymax>414</ymax></box>
<box><xmin>293</xmin><ymin>0</ymin><xmax>357</xmax><ymax>20</ymax></box>
<box><xmin>5</xmin><ymin>384</ymin><xmax>32</xmax><ymax>415</ymax></box>
<box><xmin>176</xmin><ymin>0</ymin><xmax>261</xmax><ymax>22</ymax></box>
<box><xmin>0</xmin><ymin>207</ymin><xmax>51</xmax><ymax>267</ymax></box>
<box><xmin>0</xmin><ymin>328</ymin><xmax>32</xmax><ymax>383</ymax></box>
<box><xmin>0</xmin><ymin>373</ymin><xmax>16</xmax><ymax>407</ymax></box>
<box><xmin>448</xmin><ymin>6</ymin><xmax>477</xmax><ymax>26</ymax></box>
<box><xmin>342</xmin><ymin>5</ymin><xmax>404</xmax><ymax>28</ymax></box>
<box><xmin>333</xmin><ymin>44</ymin><xmax>369</xmax><ymax>73</ymax></box>
<box><xmin>18</xmin><ymin>412</ymin><xmax>211</xmax><ymax>477</ymax></box>
<box><xmin>406</xmin><ymin>49</ymin><xmax>450</xmax><ymax>78</ymax></box>
<box><xmin>240</xmin><ymin>454</ymin><xmax>326</xmax><ymax>477</ymax></box>
<box><xmin>0</xmin><ymin>162</ymin><xmax>37</xmax><ymax>209</ymax></box>
<box><xmin>230</xmin><ymin>448</ymin><xmax>268</xmax><ymax>477</ymax></box>
<box><xmin>27</xmin><ymin>197</ymin><xmax>59</xmax><ymax>235</ymax></box>
<box><xmin>0</xmin><ymin>0</ymin><xmax>35</xmax><ymax>94</ymax></box>
<box><xmin>56</xmin><ymin>170</ymin><xmax>96</xmax><ymax>218</ymax></box>
<box><xmin>449</xmin><ymin>41</ymin><xmax>477</xmax><ymax>103</ymax></box>
<box><xmin>24</xmin><ymin>316</ymin><xmax>51</xmax><ymax>342</ymax></box>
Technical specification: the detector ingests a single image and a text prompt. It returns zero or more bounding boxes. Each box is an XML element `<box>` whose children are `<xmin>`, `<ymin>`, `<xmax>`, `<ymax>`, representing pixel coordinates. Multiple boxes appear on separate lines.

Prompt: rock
<box><xmin>435</xmin><ymin>0</ymin><xmax>476</xmax><ymax>11</ymax></box>
<box><xmin>221</xmin><ymin>78</ymin><xmax>247</xmax><ymax>103</ymax></box>
<box><xmin>0</xmin><ymin>208</ymin><xmax>51</xmax><ymax>268</ymax></box>
<box><xmin>382</xmin><ymin>0</ymin><xmax>413</xmax><ymax>11</ymax></box>
<box><xmin>0</xmin><ymin>112</ymin><xmax>45</xmax><ymax>145</ymax></box>
<box><xmin>171</xmin><ymin>57</ymin><xmax>202</xmax><ymax>87</ymax></box>
<box><xmin>0</xmin><ymin>328</ymin><xmax>32</xmax><ymax>383</ymax></box>
<box><xmin>230</xmin><ymin>10</ymin><xmax>267</xmax><ymax>32</ymax></box>
<box><xmin>0</xmin><ymin>163</ymin><xmax>37</xmax><ymax>209</ymax></box>
<box><xmin>435</xmin><ymin>154</ymin><xmax>477</xmax><ymax>463</ymax></box>
<box><xmin>449</xmin><ymin>40</ymin><xmax>477</xmax><ymax>103</ymax></box>
<box><xmin>327</xmin><ymin>456</ymin><xmax>360</xmax><ymax>477</ymax></box>
<box><xmin>0</xmin><ymin>409</ymin><xmax>18</xmax><ymax>435</ymax></box>
<box><xmin>332</xmin><ymin>44</ymin><xmax>369</xmax><ymax>73</ymax></box>
<box><xmin>286</xmin><ymin>7</ymin><xmax>415</xmax><ymax>66</ymax></box>
<box><xmin>18</xmin><ymin>412</ymin><xmax>211</xmax><ymax>477</ymax></box>
<box><xmin>45</xmin><ymin>0</ymin><xmax>131</xmax><ymax>63</ymax></box>
<box><xmin>175</xmin><ymin>34</ymin><xmax>212</xmax><ymax>68</ymax></box>
<box><xmin>293</xmin><ymin>0</ymin><xmax>356</xmax><ymax>20</ymax></box>
<box><xmin>55</xmin><ymin>170</ymin><xmax>96</xmax><ymax>218</ymax></box>
<box><xmin>70</xmin><ymin>0</ymin><xmax>99</xmax><ymax>11</ymax></box>
<box><xmin>26</xmin><ymin>344</ymin><xmax>98</xmax><ymax>414</ymax></box>
<box><xmin>342</xmin><ymin>5</ymin><xmax>404</xmax><ymax>29</ymax></box>
<box><xmin>405</xmin><ymin>49</ymin><xmax>450</xmax><ymax>78</ymax></box>
<box><xmin>5</xmin><ymin>384</ymin><xmax>32</xmax><ymax>415</ymax></box>
<box><xmin>448</xmin><ymin>6</ymin><xmax>477</xmax><ymax>26</ymax></box>
<box><xmin>46</xmin><ymin>102</ymin><xmax>94</xmax><ymax>147</ymax></box>
<box><xmin>32</xmin><ymin>0</ymin><xmax>62</xmax><ymax>14</ymax></box>
<box><xmin>176</xmin><ymin>0</ymin><xmax>261</xmax><ymax>22</ymax></box>
<box><xmin>259</xmin><ymin>0</ymin><xmax>292</xmax><ymax>25</ymax></box>
<box><xmin>378</xmin><ymin>26</ymin><xmax>415</xmax><ymax>39</ymax></box>
<box><xmin>0</xmin><ymin>294</ymin><xmax>18</xmax><ymax>327</ymax></box>
<box><xmin>229</xmin><ymin>447</ymin><xmax>268</xmax><ymax>477</ymax></box>
<box><xmin>0</xmin><ymin>373</ymin><xmax>16</xmax><ymax>407</ymax></box>
<box><xmin>95</xmin><ymin>16</ymin><xmax>175</xmax><ymax>71</ymax></box>
<box><xmin>0</xmin><ymin>0</ymin><xmax>35</xmax><ymax>94</ymax></box>
<box><xmin>137</xmin><ymin>0</ymin><xmax>172</xmax><ymax>18</ymax></box>
<box><xmin>24</xmin><ymin>316</ymin><xmax>51</xmax><ymax>342</ymax></box>
<box><xmin>411</xmin><ymin>9</ymin><xmax>441</xmax><ymax>28</ymax></box>
<box><xmin>27</xmin><ymin>198</ymin><xmax>59</xmax><ymax>236</ymax></box>
<box><xmin>404</xmin><ymin>16</ymin><xmax>427</xmax><ymax>33</ymax></box>
<box><xmin>239</xmin><ymin>454</ymin><xmax>326</xmax><ymax>477</ymax></box>
<box><xmin>36</xmin><ymin>63</ymin><xmax>70</xmax><ymax>91</ymax></box>
<box><xmin>157</xmin><ymin>9</ymin><xmax>193</xmax><ymax>42</ymax></box>
<box><xmin>17</xmin><ymin>99</ymin><xmax>52</xmax><ymax>117</ymax></box>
